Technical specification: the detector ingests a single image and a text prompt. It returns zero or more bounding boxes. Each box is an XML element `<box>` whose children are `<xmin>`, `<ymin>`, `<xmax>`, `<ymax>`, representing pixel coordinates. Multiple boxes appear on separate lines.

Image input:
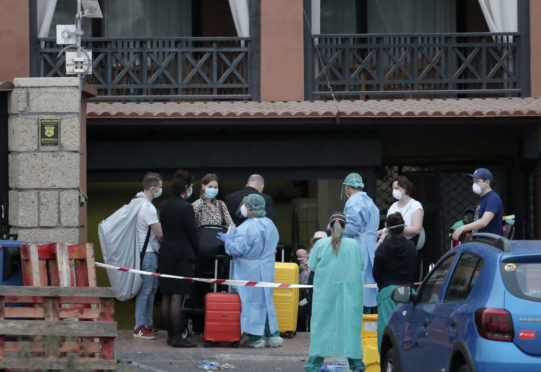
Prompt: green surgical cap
<box><xmin>343</xmin><ymin>173</ymin><xmax>364</xmax><ymax>188</ymax></box>
<box><xmin>246</xmin><ymin>194</ymin><xmax>266</xmax><ymax>217</ymax></box>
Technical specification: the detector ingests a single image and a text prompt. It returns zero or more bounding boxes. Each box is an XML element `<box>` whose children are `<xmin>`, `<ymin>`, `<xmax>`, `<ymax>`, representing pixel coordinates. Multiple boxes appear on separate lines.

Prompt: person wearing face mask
<box><xmin>192</xmin><ymin>173</ymin><xmax>235</xmax><ymax>228</ymax></box>
<box><xmin>158</xmin><ymin>170</ymin><xmax>199</xmax><ymax>348</ymax></box>
<box><xmin>452</xmin><ymin>168</ymin><xmax>503</xmax><ymax>241</ymax></box>
<box><xmin>342</xmin><ymin>172</ymin><xmax>380</xmax><ymax>312</ymax></box>
<box><xmin>373</xmin><ymin>212</ymin><xmax>417</xmax><ymax>352</ymax></box>
<box><xmin>377</xmin><ymin>176</ymin><xmax>424</xmax><ymax>247</ymax></box>
<box><xmin>133</xmin><ymin>172</ymin><xmax>164</xmax><ymax>340</ymax></box>
<box><xmin>216</xmin><ymin>194</ymin><xmax>283</xmax><ymax>348</ymax></box>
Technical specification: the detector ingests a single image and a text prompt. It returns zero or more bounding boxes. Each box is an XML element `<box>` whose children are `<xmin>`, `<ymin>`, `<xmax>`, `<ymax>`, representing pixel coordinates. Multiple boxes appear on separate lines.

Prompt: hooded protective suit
<box><xmin>308</xmin><ymin>236</ymin><xmax>364</xmax><ymax>359</ymax></box>
<box><xmin>343</xmin><ymin>191</ymin><xmax>380</xmax><ymax>307</ymax></box>
<box><xmin>224</xmin><ymin>216</ymin><xmax>280</xmax><ymax>335</ymax></box>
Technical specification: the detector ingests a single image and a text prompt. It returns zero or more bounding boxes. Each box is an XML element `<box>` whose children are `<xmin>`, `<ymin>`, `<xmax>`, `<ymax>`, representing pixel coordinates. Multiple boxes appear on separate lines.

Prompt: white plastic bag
<box><xmin>98</xmin><ymin>197</ymin><xmax>146</xmax><ymax>301</ymax></box>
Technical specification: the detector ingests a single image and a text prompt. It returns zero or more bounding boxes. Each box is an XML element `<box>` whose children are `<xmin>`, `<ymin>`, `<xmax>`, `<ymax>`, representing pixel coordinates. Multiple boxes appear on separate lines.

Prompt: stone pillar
<box><xmin>8</xmin><ymin>77</ymin><xmax>84</xmax><ymax>243</ymax></box>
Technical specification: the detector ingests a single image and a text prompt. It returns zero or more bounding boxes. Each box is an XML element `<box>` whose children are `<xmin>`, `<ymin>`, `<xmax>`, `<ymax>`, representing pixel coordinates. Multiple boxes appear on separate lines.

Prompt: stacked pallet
<box><xmin>0</xmin><ymin>243</ymin><xmax>117</xmax><ymax>370</ymax></box>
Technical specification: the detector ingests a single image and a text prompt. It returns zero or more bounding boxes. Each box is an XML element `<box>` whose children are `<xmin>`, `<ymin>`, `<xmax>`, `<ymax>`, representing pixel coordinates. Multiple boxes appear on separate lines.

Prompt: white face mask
<box><xmin>472</xmin><ymin>183</ymin><xmax>482</xmax><ymax>195</ymax></box>
<box><xmin>240</xmin><ymin>204</ymin><xmax>248</xmax><ymax>218</ymax></box>
<box><xmin>392</xmin><ymin>189</ymin><xmax>403</xmax><ymax>200</ymax></box>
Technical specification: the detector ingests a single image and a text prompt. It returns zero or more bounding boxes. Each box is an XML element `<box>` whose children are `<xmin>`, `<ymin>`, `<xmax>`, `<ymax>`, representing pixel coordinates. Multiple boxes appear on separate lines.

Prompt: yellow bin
<box><xmin>273</xmin><ymin>262</ymin><xmax>299</xmax><ymax>337</ymax></box>
<box><xmin>361</xmin><ymin>314</ymin><xmax>380</xmax><ymax>372</ymax></box>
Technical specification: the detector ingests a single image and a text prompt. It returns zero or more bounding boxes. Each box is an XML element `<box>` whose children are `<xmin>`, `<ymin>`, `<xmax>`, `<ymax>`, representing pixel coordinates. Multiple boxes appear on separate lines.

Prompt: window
<box><xmin>315</xmin><ymin>0</ymin><xmax>457</xmax><ymax>34</ymax></box>
<box><xmin>501</xmin><ymin>262</ymin><xmax>541</xmax><ymax>302</ymax></box>
<box><xmin>444</xmin><ymin>253</ymin><xmax>484</xmax><ymax>302</ymax></box>
<box><xmin>416</xmin><ymin>254</ymin><xmax>455</xmax><ymax>304</ymax></box>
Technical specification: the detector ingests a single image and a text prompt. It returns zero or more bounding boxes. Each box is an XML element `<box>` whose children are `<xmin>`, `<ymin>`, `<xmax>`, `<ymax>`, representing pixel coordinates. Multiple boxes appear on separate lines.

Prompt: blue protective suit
<box><xmin>224</xmin><ymin>217</ymin><xmax>280</xmax><ymax>336</ymax></box>
<box><xmin>343</xmin><ymin>191</ymin><xmax>380</xmax><ymax>307</ymax></box>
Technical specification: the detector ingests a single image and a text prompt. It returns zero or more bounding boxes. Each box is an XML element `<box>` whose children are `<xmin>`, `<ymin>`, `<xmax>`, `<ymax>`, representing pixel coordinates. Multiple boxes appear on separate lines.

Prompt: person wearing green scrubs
<box><xmin>304</xmin><ymin>213</ymin><xmax>366</xmax><ymax>372</ymax></box>
<box><xmin>372</xmin><ymin>212</ymin><xmax>417</xmax><ymax>352</ymax></box>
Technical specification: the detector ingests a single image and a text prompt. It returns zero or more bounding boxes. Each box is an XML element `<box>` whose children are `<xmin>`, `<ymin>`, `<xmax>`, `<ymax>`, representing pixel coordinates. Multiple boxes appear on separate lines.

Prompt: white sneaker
<box><xmin>268</xmin><ymin>336</ymin><xmax>283</xmax><ymax>347</ymax></box>
<box><xmin>242</xmin><ymin>339</ymin><xmax>266</xmax><ymax>348</ymax></box>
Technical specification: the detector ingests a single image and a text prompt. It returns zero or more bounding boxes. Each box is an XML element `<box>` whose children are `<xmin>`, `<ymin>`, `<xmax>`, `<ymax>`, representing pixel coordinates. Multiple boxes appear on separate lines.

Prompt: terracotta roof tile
<box><xmin>86</xmin><ymin>97</ymin><xmax>541</xmax><ymax>119</ymax></box>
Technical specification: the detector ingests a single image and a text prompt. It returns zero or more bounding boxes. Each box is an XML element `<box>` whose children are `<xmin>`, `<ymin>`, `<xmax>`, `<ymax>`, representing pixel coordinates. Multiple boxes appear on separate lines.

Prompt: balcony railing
<box><xmin>307</xmin><ymin>33</ymin><xmax>522</xmax><ymax>99</ymax></box>
<box><xmin>38</xmin><ymin>37</ymin><xmax>254</xmax><ymax>101</ymax></box>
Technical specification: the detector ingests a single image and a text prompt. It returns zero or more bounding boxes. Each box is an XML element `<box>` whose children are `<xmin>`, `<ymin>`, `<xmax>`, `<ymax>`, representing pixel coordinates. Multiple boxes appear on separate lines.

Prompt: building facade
<box><xmin>1</xmin><ymin>0</ymin><xmax>541</xmax><ymax>278</ymax></box>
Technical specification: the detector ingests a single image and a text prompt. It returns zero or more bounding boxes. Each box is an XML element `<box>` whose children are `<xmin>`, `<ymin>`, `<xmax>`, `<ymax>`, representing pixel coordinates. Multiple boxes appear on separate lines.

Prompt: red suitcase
<box><xmin>203</xmin><ymin>293</ymin><xmax>241</xmax><ymax>347</ymax></box>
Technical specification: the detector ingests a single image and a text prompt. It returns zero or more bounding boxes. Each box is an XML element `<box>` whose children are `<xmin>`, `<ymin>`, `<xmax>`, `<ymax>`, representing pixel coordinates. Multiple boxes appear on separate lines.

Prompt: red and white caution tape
<box><xmin>95</xmin><ymin>262</ymin><xmax>379</xmax><ymax>289</ymax></box>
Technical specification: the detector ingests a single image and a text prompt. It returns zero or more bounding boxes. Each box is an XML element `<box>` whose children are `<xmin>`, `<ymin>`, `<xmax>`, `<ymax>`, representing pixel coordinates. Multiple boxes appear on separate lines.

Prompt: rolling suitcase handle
<box><xmin>214</xmin><ymin>254</ymin><xmax>232</xmax><ymax>293</ymax></box>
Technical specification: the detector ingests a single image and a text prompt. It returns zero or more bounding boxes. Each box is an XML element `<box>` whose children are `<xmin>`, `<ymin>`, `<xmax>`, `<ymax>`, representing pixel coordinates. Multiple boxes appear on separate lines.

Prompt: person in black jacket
<box><xmin>159</xmin><ymin>169</ymin><xmax>198</xmax><ymax>348</ymax></box>
<box><xmin>372</xmin><ymin>212</ymin><xmax>417</xmax><ymax>352</ymax></box>
<box><xmin>224</xmin><ymin>174</ymin><xmax>274</xmax><ymax>226</ymax></box>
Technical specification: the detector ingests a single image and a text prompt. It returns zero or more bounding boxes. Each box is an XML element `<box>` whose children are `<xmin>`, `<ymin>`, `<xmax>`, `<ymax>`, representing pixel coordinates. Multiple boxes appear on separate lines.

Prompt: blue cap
<box><xmin>468</xmin><ymin>168</ymin><xmax>493</xmax><ymax>182</ymax></box>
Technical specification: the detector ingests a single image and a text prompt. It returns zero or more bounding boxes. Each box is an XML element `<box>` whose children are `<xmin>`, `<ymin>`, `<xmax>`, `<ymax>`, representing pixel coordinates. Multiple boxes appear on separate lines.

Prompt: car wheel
<box><xmin>457</xmin><ymin>364</ymin><xmax>472</xmax><ymax>372</ymax></box>
<box><xmin>382</xmin><ymin>347</ymin><xmax>402</xmax><ymax>372</ymax></box>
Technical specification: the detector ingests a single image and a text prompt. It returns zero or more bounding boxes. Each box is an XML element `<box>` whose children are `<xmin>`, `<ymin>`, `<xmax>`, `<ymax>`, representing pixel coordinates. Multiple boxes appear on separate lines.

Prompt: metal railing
<box><xmin>38</xmin><ymin>37</ymin><xmax>254</xmax><ymax>101</ymax></box>
<box><xmin>308</xmin><ymin>33</ymin><xmax>521</xmax><ymax>99</ymax></box>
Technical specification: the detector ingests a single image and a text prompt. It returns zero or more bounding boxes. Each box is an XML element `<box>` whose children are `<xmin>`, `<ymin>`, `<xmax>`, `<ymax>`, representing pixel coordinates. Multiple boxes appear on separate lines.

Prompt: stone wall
<box><xmin>8</xmin><ymin>78</ymin><xmax>82</xmax><ymax>243</ymax></box>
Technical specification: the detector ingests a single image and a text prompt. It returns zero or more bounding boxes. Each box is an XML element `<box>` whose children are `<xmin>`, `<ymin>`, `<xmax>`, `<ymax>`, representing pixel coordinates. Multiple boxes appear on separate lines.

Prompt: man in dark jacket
<box><xmin>225</xmin><ymin>174</ymin><xmax>274</xmax><ymax>226</ymax></box>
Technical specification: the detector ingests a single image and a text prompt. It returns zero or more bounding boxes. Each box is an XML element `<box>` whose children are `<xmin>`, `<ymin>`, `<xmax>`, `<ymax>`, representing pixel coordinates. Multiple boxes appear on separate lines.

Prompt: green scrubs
<box><xmin>376</xmin><ymin>285</ymin><xmax>398</xmax><ymax>352</ymax></box>
<box><xmin>304</xmin><ymin>236</ymin><xmax>365</xmax><ymax>372</ymax></box>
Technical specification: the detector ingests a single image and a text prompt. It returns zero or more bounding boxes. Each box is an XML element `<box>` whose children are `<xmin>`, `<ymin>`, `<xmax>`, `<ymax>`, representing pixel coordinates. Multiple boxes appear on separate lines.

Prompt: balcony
<box><xmin>307</xmin><ymin>33</ymin><xmax>522</xmax><ymax>100</ymax></box>
<box><xmin>38</xmin><ymin>37</ymin><xmax>254</xmax><ymax>101</ymax></box>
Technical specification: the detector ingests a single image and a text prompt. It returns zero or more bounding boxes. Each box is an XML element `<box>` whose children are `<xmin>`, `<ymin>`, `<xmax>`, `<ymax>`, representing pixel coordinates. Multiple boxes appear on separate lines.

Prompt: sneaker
<box><xmin>147</xmin><ymin>326</ymin><xmax>159</xmax><ymax>334</ymax></box>
<box><xmin>242</xmin><ymin>338</ymin><xmax>265</xmax><ymax>348</ymax></box>
<box><xmin>268</xmin><ymin>336</ymin><xmax>283</xmax><ymax>348</ymax></box>
<box><xmin>133</xmin><ymin>326</ymin><xmax>156</xmax><ymax>340</ymax></box>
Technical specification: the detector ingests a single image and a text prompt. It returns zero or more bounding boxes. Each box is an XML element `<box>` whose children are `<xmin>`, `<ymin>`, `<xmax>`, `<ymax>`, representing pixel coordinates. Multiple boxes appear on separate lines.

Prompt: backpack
<box><xmin>98</xmin><ymin>196</ymin><xmax>148</xmax><ymax>301</ymax></box>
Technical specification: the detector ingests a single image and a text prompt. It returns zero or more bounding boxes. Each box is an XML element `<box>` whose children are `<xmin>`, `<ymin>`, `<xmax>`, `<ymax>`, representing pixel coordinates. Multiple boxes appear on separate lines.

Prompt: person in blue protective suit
<box><xmin>342</xmin><ymin>172</ymin><xmax>380</xmax><ymax>312</ymax></box>
<box><xmin>304</xmin><ymin>212</ymin><xmax>366</xmax><ymax>372</ymax></box>
<box><xmin>217</xmin><ymin>193</ymin><xmax>283</xmax><ymax>348</ymax></box>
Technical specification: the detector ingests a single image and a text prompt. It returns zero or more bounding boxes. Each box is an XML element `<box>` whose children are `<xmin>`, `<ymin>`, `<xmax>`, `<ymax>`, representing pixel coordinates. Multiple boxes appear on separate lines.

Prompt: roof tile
<box><xmin>87</xmin><ymin>97</ymin><xmax>541</xmax><ymax>119</ymax></box>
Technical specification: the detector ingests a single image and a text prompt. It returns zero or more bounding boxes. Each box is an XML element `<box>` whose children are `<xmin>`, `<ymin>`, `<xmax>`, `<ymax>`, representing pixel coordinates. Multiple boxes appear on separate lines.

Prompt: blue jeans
<box><xmin>135</xmin><ymin>252</ymin><xmax>158</xmax><ymax>329</ymax></box>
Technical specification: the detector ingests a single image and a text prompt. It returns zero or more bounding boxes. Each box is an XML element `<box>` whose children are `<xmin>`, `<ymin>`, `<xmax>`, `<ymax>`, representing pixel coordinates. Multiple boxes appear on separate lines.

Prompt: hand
<box><xmin>217</xmin><ymin>232</ymin><xmax>231</xmax><ymax>244</ymax></box>
<box><xmin>451</xmin><ymin>227</ymin><xmax>464</xmax><ymax>241</ymax></box>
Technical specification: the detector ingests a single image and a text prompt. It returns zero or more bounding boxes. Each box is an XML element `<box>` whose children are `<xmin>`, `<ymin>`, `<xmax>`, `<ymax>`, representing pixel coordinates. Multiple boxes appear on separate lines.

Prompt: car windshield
<box><xmin>501</xmin><ymin>261</ymin><xmax>541</xmax><ymax>301</ymax></box>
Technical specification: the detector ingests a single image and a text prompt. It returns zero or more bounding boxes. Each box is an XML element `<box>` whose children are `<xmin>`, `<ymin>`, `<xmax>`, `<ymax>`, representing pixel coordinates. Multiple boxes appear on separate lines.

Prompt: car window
<box><xmin>501</xmin><ymin>261</ymin><xmax>541</xmax><ymax>302</ymax></box>
<box><xmin>416</xmin><ymin>254</ymin><xmax>456</xmax><ymax>304</ymax></box>
<box><xmin>444</xmin><ymin>253</ymin><xmax>484</xmax><ymax>302</ymax></box>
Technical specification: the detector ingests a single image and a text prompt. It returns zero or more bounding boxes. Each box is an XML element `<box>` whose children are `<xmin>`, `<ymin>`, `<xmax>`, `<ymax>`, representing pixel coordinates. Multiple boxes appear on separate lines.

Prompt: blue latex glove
<box><xmin>217</xmin><ymin>232</ymin><xmax>231</xmax><ymax>244</ymax></box>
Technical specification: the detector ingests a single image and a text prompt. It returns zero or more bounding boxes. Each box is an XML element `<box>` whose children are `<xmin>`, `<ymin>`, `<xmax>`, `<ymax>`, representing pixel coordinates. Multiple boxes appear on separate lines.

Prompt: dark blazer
<box><xmin>224</xmin><ymin>186</ymin><xmax>274</xmax><ymax>226</ymax></box>
<box><xmin>159</xmin><ymin>195</ymin><xmax>199</xmax><ymax>261</ymax></box>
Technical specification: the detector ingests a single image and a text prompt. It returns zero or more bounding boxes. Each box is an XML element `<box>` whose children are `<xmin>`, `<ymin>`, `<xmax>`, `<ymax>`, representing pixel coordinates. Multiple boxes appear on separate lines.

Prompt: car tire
<box><xmin>457</xmin><ymin>365</ymin><xmax>472</xmax><ymax>372</ymax></box>
<box><xmin>382</xmin><ymin>347</ymin><xmax>402</xmax><ymax>372</ymax></box>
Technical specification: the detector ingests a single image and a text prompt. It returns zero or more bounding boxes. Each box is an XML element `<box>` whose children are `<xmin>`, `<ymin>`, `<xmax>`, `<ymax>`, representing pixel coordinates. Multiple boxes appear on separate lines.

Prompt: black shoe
<box><xmin>169</xmin><ymin>337</ymin><xmax>197</xmax><ymax>348</ymax></box>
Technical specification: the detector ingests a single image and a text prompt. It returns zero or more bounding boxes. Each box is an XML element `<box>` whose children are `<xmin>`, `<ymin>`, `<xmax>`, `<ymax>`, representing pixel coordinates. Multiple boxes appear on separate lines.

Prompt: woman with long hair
<box><xmin>158</xmin><ymin>170</ymin><xmax>198</xmax><ymax>348</ymax></box>
<box><xmin>304</xmin><ymin>212</ymin><xmax>366</xmax><ymax>372</ymax></box>
<box><xmin>192</xmin><ymin>173</ymin><xmax>235</xmax><ymax>227</ymax></box>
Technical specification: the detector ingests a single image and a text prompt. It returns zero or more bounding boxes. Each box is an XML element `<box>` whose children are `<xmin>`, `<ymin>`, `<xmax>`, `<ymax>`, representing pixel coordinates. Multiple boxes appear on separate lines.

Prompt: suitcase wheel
<box><xmin>203</xmin><ymin>340</ymin><xmax>213</xmax><ymax>348</ymax></box>
<box><xmin>231</xmin><ymin>341</ymin><xmax>240</xmax><ymax>348</ymax></box>
<box><xmin>285</xmin><ymin>331</ymin><xmax>296</xmax><ymax>338</ymax></box>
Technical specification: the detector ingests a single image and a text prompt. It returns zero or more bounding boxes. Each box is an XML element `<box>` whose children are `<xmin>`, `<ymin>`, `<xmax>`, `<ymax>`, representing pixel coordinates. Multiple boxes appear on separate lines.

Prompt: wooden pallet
<box><xmin>20</xmin><ymin>243</ymin><xmax>97</xmax><ymax>287</ymax></box>
<box><xmin>0</xmin><ymin>286</ymin><xmax>117</xmax><ymax>370</ymax></box>
<box><xmin>2</xmin><ymin>242</ymin><xmax>117</xmax><ymax>370</ymax></box>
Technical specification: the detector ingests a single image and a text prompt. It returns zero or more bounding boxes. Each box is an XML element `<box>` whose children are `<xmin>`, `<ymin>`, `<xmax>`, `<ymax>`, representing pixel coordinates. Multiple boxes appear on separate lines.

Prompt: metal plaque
<box><xmin>39</xmin><ymin>118</ymin><xmax>59</xmax><ymax>147</ymax></box>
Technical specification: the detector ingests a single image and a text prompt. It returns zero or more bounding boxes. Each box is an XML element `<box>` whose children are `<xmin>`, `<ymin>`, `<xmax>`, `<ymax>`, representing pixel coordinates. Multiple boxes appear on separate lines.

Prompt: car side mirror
<box><xmin>391</xmin><ymin>286</ymin><xmax>413</xmax><ymax>303</ymax></box>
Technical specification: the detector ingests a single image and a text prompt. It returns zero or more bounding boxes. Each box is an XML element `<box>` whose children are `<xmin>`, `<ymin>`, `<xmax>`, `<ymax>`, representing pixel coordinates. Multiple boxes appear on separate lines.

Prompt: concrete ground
<box><xmin>114</xmin><ymin>330</ymin><xmax>312</xmax><ymax>372</ymax></box>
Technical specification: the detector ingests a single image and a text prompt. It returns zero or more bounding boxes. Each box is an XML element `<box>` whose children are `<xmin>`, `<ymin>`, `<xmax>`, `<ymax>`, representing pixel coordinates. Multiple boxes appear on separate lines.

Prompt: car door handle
<box><xmin>450</xmin><ymin>318</ymin><xmax>457</xmax><ymax>327</ymax></box>
<box><xmin>422</xmin><ymin>318</ymin><xmax>429</xmax><ymax>327</ymax></box>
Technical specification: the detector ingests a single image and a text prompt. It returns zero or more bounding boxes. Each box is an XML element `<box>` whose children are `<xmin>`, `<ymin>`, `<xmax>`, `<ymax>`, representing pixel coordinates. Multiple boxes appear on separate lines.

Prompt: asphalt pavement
<box><xmin>114</xmin><ymin>330</ymin><xmax>313</xmax><ymax>372</ymax></box>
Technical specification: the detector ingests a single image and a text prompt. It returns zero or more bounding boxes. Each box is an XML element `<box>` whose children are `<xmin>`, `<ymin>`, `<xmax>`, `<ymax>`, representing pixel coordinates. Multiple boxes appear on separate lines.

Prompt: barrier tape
<box><xmin>95</xmin><ymin>262</ymin><xmax>380</xmax><ymax>289</ymax></box>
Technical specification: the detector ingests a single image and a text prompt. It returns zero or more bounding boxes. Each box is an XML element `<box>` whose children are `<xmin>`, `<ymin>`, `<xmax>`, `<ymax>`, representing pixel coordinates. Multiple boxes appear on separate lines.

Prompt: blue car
<box><xmin>381</xmin><ymin>233</ymin><xmax>541</xmax><ymax>372</ymax></box>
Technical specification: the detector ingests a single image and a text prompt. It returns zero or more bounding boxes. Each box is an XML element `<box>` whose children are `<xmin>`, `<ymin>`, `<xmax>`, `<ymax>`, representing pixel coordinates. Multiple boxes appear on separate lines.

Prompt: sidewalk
<box><xmin>115</xmin><ymin>329</ymin><xmax>311</xmax><ymax>371</ymax></box>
